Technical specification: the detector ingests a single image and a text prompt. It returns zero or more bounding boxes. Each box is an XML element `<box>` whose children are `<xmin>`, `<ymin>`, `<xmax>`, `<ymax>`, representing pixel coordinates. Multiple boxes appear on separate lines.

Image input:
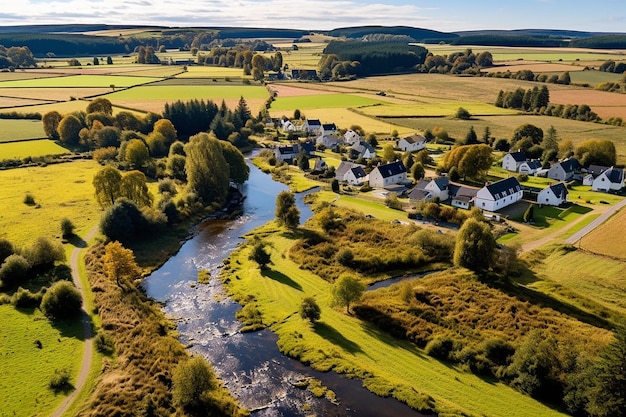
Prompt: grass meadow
<box><xmin>0</xmin><ymin>139</ymin><xmax>69</xmax><ymax>159</ymax></box>
<box><xmin>578</xmin><ymin>205</ymin><xmax>626</xmax><ymax>259</ymax></box>
<box><xmin>269</xmin><ymin>93</ymin><xmax>384</xmax><ymax>111</ymax></box>
<box><xmin>0</xmin><ymin>119</ymin><xmax>46</xmax><ymax>142</ymax></box>
<box><xmin>0</xmin><ymin>305</ymin><xmax>84</xmax><ymax>417</ymax></box>
<box><xmin>357</xmin><ymin>101</ymin><xmax>518</xmax><ymax>117</ymax></box>
<box><xmin>221</xmin><ymin>222</ymin><xmax>570</xmax><ymax>417</ymax></box>
<box><xmin>0</xmin><ymin>74</ymin><xmax>162</xmax><ymax>88</ymax></box>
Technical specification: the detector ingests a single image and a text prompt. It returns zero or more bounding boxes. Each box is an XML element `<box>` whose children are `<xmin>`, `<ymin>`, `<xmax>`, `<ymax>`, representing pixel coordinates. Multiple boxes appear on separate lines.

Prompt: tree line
<box><xmin>417</xmin><ymin>48</ymin><xmax>493</xmax><ymax>74</ymax></box>
<box><xmin>0</xmin><ymin>45</ymin><xmax>36</xmax><ymax>69</ymax></box>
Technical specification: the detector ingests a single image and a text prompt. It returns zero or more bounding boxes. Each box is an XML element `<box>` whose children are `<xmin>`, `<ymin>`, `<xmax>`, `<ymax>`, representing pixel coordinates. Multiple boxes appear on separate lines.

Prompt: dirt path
<box><xmin>50</xmin><ymin>225</ymin><xmax>99</xmax><ymax>417</ymax></box>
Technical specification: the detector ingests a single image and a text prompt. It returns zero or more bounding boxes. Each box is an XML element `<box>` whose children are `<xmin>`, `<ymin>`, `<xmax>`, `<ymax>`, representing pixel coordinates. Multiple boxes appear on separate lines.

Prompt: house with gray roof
<box><xmin>592</xmin><ymin>166</ymin><xmax>624</xmax><ymax>192</ymax></box>
<box><xmin>547</xmin><ymin>158</ymin><xmax>579</xmax><ymax>181</ymax></box>
<box><xmin>474</xmin><ymin>177</ymin><xmax>523</xmax><ymax>212</ymax></box>
<box><xmin>537</xmin><ymin>182</ymin><xmax>568</xmax><ymax>206</ymax></box>
<box><xmin>369</xmin><ymin>161</ymin><xmax>407</xmax><ymax>188</ymax></box>
<box><xmin>397</xmin><ymin>134</ymin><xmax>427</xmax><ymax>152</ymax></box>
<box><xmin>351</xmin><ymin>141</ymin><xmax>376</xmax><ymax>159</ymax></box>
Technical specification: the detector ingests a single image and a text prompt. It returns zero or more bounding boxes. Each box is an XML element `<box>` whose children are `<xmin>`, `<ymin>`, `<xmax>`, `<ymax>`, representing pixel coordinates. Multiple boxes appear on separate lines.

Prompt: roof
<box><xmin>508</xmin><ymin>151</ymin><xmax>526</xmax><ymax>162</ymax></box>
<box><xmin>522</xmin><ymin>160</ymin><xmax>542</xmax><ymax>170</ymax></box>
<box><xmin>484</xmin><ymin>177</ymin><xmax>522</xmax><ymax>200</ymax></box>
<box><xmin>408</xmin><ymin>187</ymin><xmax>432</xmax><ymax>201</ymax></box>
<box><xmin>336</xmin><ymin>161</ymin><xmax>363</xmax><ymax>177</ymax></box>
<box><xmin>306</xmin><ymin>119</ymin><xmax>321</xmax><ymax>127</ymax></box>
<box><xmin>587</xmin><ymin>164</ymin><xmax>610</xmax><ymax>177</ymax></box>
<box><xmin>432</xmin><ymin>177</ymin><xmax>449</xmax><ymax>190</ymax></box>
<box><xmin>557</xmin><ymin>158</ymin><xmax>579</xmax><ymax>173</ymax></box>
<box><xmin>322</xmin><ymin>123</ymin><xmax>337</xmax><ymax>131</ymax></box>
<box><xmin>400</xmin><ymin>134</ymin><xmax>426</xmax><ymax>144</ymax></box>
<box><xmin>276</xmin><ymin>145</ymin><xmax>299</xmax><ymax>155</ymax></box>
<box><xmin>449</xmin><ymin>184</ymin><xmax>478</xmax><ymax>198</ymax></box>
<box><xmin>603</xmin><ymin>167</ymin><xmax>624</xmax><ymax>184</ymax></box>
<box><xmin>352</xmin><ymin>141</ymin><xmax>375</xmax><ymax>154</ymax></box>
<box><xmin>373</xmin><ymin>161</ymin><xmax>406</xmax><ymax>178</ymax></box>
<box><xmin>547</xmin><ymin>182</ymin><xmax>568</xmax><ymax>199</ymax></box>
<box><xmin>300</xmin><ymin>142</ymin><xmax>316</xmax><ymax>154</ymax></box>
<box><xmin>350</xmin><ymin>166</ymin><xmax>367</xmax><ymax>179</ymax></box>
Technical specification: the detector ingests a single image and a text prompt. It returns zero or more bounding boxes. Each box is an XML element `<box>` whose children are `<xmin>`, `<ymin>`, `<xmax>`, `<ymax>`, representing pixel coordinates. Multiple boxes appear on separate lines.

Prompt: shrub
<box><xmin>23</xmin><ymin>193</ymin><xmax>36</xmax><ymax>205</ymax></box>
<box><xmin>61</xmin><ymin>218</ymin><xmax>75</xmax><ymax>238</ymax></box>
<box><xmin>300</xmin><ymin>297</ymin><xmax>321</xmax><ymax>323</ymax></box>
<box><xmin>49</xmin><ymin>368</ymin><xmax>72</xmax><ymax>392</ymax></box>
<box><xmin>24</xmin><ymin>236</ymin><xmax>65</xmax><ymax>270</ymax></box>
<box><xmin>385</xmin><ymin>193</ymin><xmax>402</xmax><ymax>210</ymax></box>
<box><xmin>336</xmin><ymin>248</ymin><xmax>354</xmax><ymax>267</ymax></box>
<box><xmin>40</xmin><ymin>281</ymin><xmax>82</xmax><ymax>320</ymax></box>
<box><xmin>94</xmin><ymin>331</ymin><xmax>115</xmax><ymax>355</ymax></box>
<box><xmin>11</xmin><ymin>287</ymin><xmax>42</xmax><ymax>308</ymax></box>
<box><xmin>0</xmin><ymin>254</ymin><xmax>30</xmax><ymax>288</ymax></box>
<box><xmin>0</xmin><ymin>238</ymin><xmax>14</xmax><ymax>263</ymax></box>
<box><xmin>425</xmin><ymin>335</ymin><xmax>456</xmax><ymax>360</ymax></box>
<box><xmin>173</xmin><ymin>357</ymin><xmax>233</xmax><ymax>416</ymax></box>
<box><xmin>158</xmin><ymin>178</ymin><xmax>177</xmax><ymax>195</ymax></box>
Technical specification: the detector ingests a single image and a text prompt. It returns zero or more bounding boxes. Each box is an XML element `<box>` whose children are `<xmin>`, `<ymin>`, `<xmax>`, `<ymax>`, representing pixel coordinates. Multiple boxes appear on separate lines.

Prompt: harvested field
<box><xmin>0</xmin><ymin>74</ymin><xmax>162</xmax><ymax>88</ymax></box>
<box><xmin>549</xmin><ymin>89</ymin><xmax>626</xmax><ymax>120</ymax></box>
<box><xmin>175</xmin><ymin>66</ymin><xmax>251</xmax><ymax>78</ymax></box>
<box><xmin>580</xmin><ymin>206</ymin><xmax>626</xmax><ymax>260</ymax></box>
<box><xmin>0</xmin><ymin>71</ymin><xmax>62</xmax><ymax>81</ymax></box>
<box><xmin>483</xmin><ymin>62</ymin><xmax>583</xmax><ymax>73</ymax></box>
<box><xmin>0</xmin><ymin>96</ymin><xmax>53</xmax><ymax>108</ymax></box>
<box><xmin>0</xmin><ymin>87</ymin><xmax>111</xmax><ymax>101</ymax></box>
<box><xmin>269</xmin><ymin>84</ymin><xmax>334</xmax><ymax>97</ymax></box>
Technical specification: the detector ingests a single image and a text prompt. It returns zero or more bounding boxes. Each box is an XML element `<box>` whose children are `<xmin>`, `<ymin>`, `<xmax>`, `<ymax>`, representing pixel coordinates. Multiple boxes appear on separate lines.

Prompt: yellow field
<box><xmin>580</xmin><ymin>206</ymin><xmax>626</xmax><ymax>259</ymax></box>
<box><xmin>0</xmin><ymin>160</ymin><xmax>103</xmax><ymax>247</ymax></box>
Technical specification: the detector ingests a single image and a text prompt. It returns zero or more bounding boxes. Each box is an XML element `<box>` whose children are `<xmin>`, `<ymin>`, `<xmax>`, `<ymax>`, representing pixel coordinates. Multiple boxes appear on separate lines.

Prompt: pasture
<box><xmin>0</xmin><ymin>305</ymin><xmax>84</xmax><ymax>417</ymax></box>
<box><xmin>269</xmin><ymin>93</ymin><xmax>384</xmax><ymax>111</ymax></box>
<box><xmin>0</xmin><ymin>74</ymin><xmax>162</xmax><ymax>88</ymax></box>
<box><xmin>356</xmin><ymin>101</ymin><xmax>518</xmax><ymax>117</ymax></box>
<box><xmin>0</xmin><ymin>139</ymin><xmax>69</xmax><ymax>159</ymax></box>
<box><xmin>175</xmin><ymin>66</ymin><xmax>252</xmax><ymax>78</ymax></box>
<box><xmin>0</xmin><ymin>119</ymin><xmax>46</xmax><ymax>142</ymax></box>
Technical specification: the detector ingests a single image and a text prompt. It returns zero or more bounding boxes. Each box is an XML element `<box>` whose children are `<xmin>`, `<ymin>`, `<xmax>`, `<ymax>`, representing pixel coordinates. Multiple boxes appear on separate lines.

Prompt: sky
<box><xmin>0</xmin><ymin>0</ymin><xmax>625</xmax><ymax>33</ymax></box>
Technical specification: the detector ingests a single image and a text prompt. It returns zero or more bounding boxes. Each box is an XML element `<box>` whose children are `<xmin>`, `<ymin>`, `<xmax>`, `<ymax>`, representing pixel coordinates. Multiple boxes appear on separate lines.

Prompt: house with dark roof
<box><xmin>397</xmin><ymin>134</ymin><xmax>427</xmax><ymax>152</ymax></box>
<box><xmin>335</xmin><ymin>161</ymin><xmax>365</xmax><ymax>182</ymax></box>
<box><xmin>408</xmin><ymin>177</ymin><xmax>449</xmax><ymax>202</ymax></box>
<box><xmin>274</xmin><ymin>144</ymin><xmax>301</xmax><ymax>163</ymax></box>
<box><xmin>519</xmin><ymin>160</ymin><xmax>542</xmax><ymax>175</ymax></box>
<box><xmin>344</xmin><ymin>166</ymin><xmax>368</xmax><ymax>185</ymax></box>
<box><xmin>474</xmin><ymin>177</ymin><xmax>523</xmax><ymax>211</ymax></box>
<box><xmin>448</xmin><ymin>184</ymin><xmax>478</xmax><ymax>210</ymax></box>
<box><xmin>303</xmin><ymin>119</ymin><xmax>322</xmax><ymax>136</ymax></box>
<box><xmin>537</xmin><ymin>182</ymin><xmax>568</xmax><ymax>206</ymax></box>
<box><xmin>369</xmin><ymin>161</ymin><xmax>407</xmax><ymax>188</ymax></box>
<box><xmin>351</xmin><ymin>141</ymin><xmax>376</xmax><ymax>159</ymax></box>
<box><xmin>547</xmin><ymin>158</ymin><xmax>579</xmax><ymax>181</ymax></box>
<box><xmin>316</xmin><ymin>134</ymin><xmax>342</xmax><ymax>150</ymax></box>
<box><xmin>502</xmin><ymin>151</ymin><xmax>526</xmax><ymax>172</ymax></box>
<box><xmin>592</xmin><ymin>166</ymin><xmax>624</xmax><ymax>192</ymax></box>
<box><xmin>322</xmin><ymin>123</ymin><xmax>338</xmax><ymax>136</ymax></box>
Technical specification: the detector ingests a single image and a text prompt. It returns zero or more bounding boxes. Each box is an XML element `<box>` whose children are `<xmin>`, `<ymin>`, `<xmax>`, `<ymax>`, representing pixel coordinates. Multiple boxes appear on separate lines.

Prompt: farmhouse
<box><xmin>592</xmin><ymin>166</ymin><xmax>624</xmax><ymax>192</ymax></box>
<box><xmin>397</xmin><ymin>134</ymin><xmax>427</xmax><ymax>152</ymax></box>
<box><xmin>537</xmin><ymin>182</ymin><xmax>568</xmax><ymax>206</ymax></box>
<box><xmin>547</xmin><ymin>158</ymin><xmax>579</xmax><ymax>182</ymax></box>
<box><xmin>351</xmin><ymin>141</ymin><xmax>376</xmax><ymax>159</ymax></box>
<box><xmin>369</xmin><ymin>161</ymin><xmax>407</xmax><ymax>188</ymax></box>
<box><xmin>502</xmin><ymin>151</ymin><xmax>526</xmax><ymax>172</ymax></box>
<box><xmin>518</xmin><ymin>160</ymin><xmax>542</xmax><ymax>175</ymax></box>
<box><xmin>335</xmin><ymin>161</ymin><xmax>366</xmax><ymax>183</ymax></box>
<box><xmin>408</xmin><ymin>177</ymin><xmax>449</xmax><ymax>202</ymax></box>
<box><xmin>474</xmin><ymin>177</ymin><xmax>523</xmax><ymax>212</ymax></box>
<box><xmin>449</xmin><ymin>184</ymin><xmax>478</xmax><ymax>210</ymax></box>
<box><xmin>344</xmin><ymin>129</ymin><xmax>361</xmax><ymax>145</ymax></box>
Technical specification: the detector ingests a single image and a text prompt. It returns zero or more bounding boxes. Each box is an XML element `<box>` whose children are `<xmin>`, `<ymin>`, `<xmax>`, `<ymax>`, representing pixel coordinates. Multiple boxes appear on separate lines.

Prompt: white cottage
<box><xmin>502</xmin><ymin>151</ymin><xmax>526</xmax><ymax>172</ymax></box>
<box><xmin>592</xmin><ymin>166</ymin><xmax>624</xmax><ymax>192</ymax></box>
<box><xmin>547</xmin><ymin>158</ymin><xmax>579</xmax><ymax>181</ymax></box>
<box><xmin>369</xmin><ymin>161</ymin><xmax>407</xmax><ymax>188</ymax></box>
<box><xmin>474</xmin><ymin>177</ymin><xmax>523</xmax><ymax>212</ymax></box>
<box><xmin>351</xmin><ymin>141</ymin><xmax>376</xmax><ymax>159</ymax></box>
<box><xmin>344</xmin><ymin>129</ymin><xmax>362</xmax><ymax>145</ymax></box>
<box><xmin>537</xmin><ymin>182</ymin><xmax>568</xmax><ymax>206</ymax></box>
<box><xmin>519</xmin><ymin>160</ymin><xmax>542</xmax><ymax>175</ymax></box>
<box><xmin>397</xmin><ymin>134</ymin><xmax>427</xmax><ymax>152</ymax></box>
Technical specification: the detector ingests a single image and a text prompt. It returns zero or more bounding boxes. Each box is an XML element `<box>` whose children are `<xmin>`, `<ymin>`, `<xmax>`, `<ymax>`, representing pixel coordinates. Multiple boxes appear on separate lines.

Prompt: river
<box><xmin>144</xmin><ymin>159</ymin><xmax>426</xmax><ymax>416</ymax></box>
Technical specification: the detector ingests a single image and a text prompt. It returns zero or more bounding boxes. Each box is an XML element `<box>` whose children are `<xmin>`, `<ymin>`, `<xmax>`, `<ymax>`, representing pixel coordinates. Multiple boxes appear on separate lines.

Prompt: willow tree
<box><xmin>120</xmin><ymin>170</ymin><xmax>153</xmax><ymax>207</ymax></box>
<box><xmin>93</xmin><ymin>165</ymin><xmax>122</xmax><ymax>208</ymax></box>
<box><xmin>184</xmin><ymin>133</ymin><xmax>229</xmax><ymax>206</ymax></box>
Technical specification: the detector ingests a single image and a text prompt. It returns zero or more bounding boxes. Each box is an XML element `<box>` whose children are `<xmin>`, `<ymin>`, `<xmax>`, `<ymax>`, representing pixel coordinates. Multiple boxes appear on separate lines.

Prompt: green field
<box><xmin>176</xmin><ymin>66</ymin><xmax>253</xmax><ymax>78</ymax></box>
<box><xmin>270</xmin><ymin>94</ymin><xmax>384</xmax><ymax>111</ymax></box>
<box><xmin>0</xmin><ymin>305</ymin><xmax>84</xmax><ymax>417</ymax></box>
<box><xmin>222</xmin><ymin>223</ymin><xmax>569</xmax><ymax>417</ymax></box>
<box><xmin>0</xmin><ymin>119</ymin><xmax>46</xmax><ymax>142</ymax></box>
<box><xmin>0</xmin><ymin>139</ymin><xmax>70</xmax><ymax>159</ymax></box>
<box><xmin>357</xmin><ymin>101</ymin><xmax>518</xmax><ymax>117</ymax></box>
<box><xmin>569</xmin><ymin>70</ymin><xmax>623</xmax><ymax>85</ymax></box>
<box><xmin>0</xmin><ymin>74</ymin><xmax>162</xmax><ymax>88</ymax></box>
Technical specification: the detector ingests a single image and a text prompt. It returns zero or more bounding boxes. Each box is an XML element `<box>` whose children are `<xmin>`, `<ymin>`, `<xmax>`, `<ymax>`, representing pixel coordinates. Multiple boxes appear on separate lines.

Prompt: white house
<box><xmin>424</xmin><ymin>177</ymin><xmax>450</xmax><ymax>201</ymax></box>
<box><xmin>518</xmin><ymin>160</ymin><xmax>542</xmax><ymax>175</ymax></box>
<box><xmin>335</xmin><ymin>161</ymin><xmax>365</xmax><ymax>183</ymax></box>
<box><xmin>592</xmin><ymin>166</ymin><xmax>624</xmax><ymax>192</ymax></box>
<box><xmin>316</xmin><ymin>134</ymin><xmax>342</xmax><ymax>150</ymax></box>
<box><xmin>397</xmin><ymin>134</ymin><xmax>427</xmax><ymax>152</ymax></box>
<box><xmin>502</xmin><ymin>151</ymin><xmax>526</xmax><ymax>172</ymax></box>
<box><xmin>281</xmin><ymin>119</ymin><xmax>296</xmax><ymax>132</ymax></box>
<box><xmin>344</xmin><ymin>129</ymin><xmax>361</xmax><ymax>145</ymax></box>
<box><xmin>474</xmin><ymin>177</ymin><xmax>523</xmax><ymax>212</ymax></box>
<box><xmin>344</xmin><ymin>166</ymin><xmax>368</xmax><ymax>185</ymax></box>
<box><xmin>351</xmin><ymin>141</ymin><xmax>376</xmax><ymax>159</ymax></box>
<box><xmin>369</xmin><ymin>161</ymin><xmax>407</xmax><ymax>188</ymax></box>
<box><xmin>304</xmin><ymin>119</ymin><xmax>322</xmax><ymax>136</ymax></box>
<box><xmin>537</xmin><ymin>182</ymin><xmax>568</xmax><ymax>206</ymax></box>
<box><xmin>322</xmin><ymin>123</ymin><xmax>338</xmax><ymax>136</ymax></box>
<box><xmin>547</xmin><ymin>158</ymin><xmax>579</xmax><ymax>181</ymax></box>
<box><xmin>274</xmin><ymin>144</ymin><xmax>301</xmax><ymax>163</ymax></box>
<box><xmin>449</xmin><ymin>184</ymin><xmax>478</xmax><ymax>210</ymax></box>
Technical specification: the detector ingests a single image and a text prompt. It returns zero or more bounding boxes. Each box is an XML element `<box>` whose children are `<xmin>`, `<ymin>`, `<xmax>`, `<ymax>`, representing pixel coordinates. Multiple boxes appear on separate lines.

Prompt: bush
<box><xmin>94</xmin><ymin>331</ymin><xmax>115</xmax><ymax>355</ymax></box>
<box><xmin>11</xmin><ymin>287</ymin><xmax>42</xmax><ymax>308</ymax></box>
<box><xmin>40</xmin><ymin>281</ymin><xmax>82</xmax><ymax>320</ymax></box>
<box><xmin>24</xmin><ymin>236</ymin><xmax>65</xmax><ymax>270</ymax></box>
<box><xmin>49</xmin><ymin>368</ymin><xmax>72</xmax><ymax>392</ymax></box>
<box><xmin>425</xmin><ymin>335</ymin><xmax>456</xmax><ymax>360</ymax></box>
<box><xmin>0</xmin><ymin>254</ymin><xmax>31</xmax><ymax>288</ymax></box>
<box><xmin>61</xmin><ymin>218</ymin><xmax>75</xmax><ymax>238</ymax></box>
<box><xmin>336</xmin><ymin>248</ymin><xmax>354</xmax><ymax>267</ymax></box>
<box><xmin>0</xmin><ymin>238</ymin><xmax>14</xmax><ymax>263</ymax></box>
<box><xmin>23</xmin><ymin>193</ymin><xmax>36</xmax><ymax>205</ymax></box>
<box><xmin>300</xmin><ymin>297</ymin><xmax>321</xmax><ymax>323</ymax></box>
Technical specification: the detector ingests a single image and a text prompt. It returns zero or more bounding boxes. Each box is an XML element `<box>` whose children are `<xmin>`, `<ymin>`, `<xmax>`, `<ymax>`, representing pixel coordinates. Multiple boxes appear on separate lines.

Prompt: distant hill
<box><xmin>326</xmin><ymin>26</ymin><xmax>458</xmax><ymax>43</ymax></box>
<box><xmin>454</xmin><ymin>29</ymin><xmax>618</xmax><ymax>39</ymax></box>
<box><xmin>451</xmin><ymin>29</ymin><xmax>626</xmax><ymax>48</ymax></box>
<box><xmin>0</xmin><ymin>24</ymin><xmax>159</xmax><ymax>34</ymax></box>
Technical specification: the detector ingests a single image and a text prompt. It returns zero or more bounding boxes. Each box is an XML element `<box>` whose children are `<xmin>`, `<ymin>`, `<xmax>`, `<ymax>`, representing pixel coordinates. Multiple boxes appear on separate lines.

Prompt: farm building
<box><xmin>592</xmin><ymin>166</ymin><xmax>624</xmax><ymax>192</ymax></box>
<box><xmin>369</xmin><ymin>161</ymin><xmax>407</xmax><ymax>188</ymax></box>
<box><xmin>537</xmin><ymin>182</ymin><xmax>568</xmax><ymax>206</ymax></box>
<box><xmin>502</xmin><ymin>151</ymin><xmax>526</xmax><ymax>172</ymax></box>
<box><xmin>547</xmin><ymin>158</ymin><xmax>579</xmax><ymax>181</ymax></box>
<box><xmin>397</xmin><ymin>134</ymin><xmax>427</xmax><ymax>152</ymax></box>
<box><xmin>474</xmin><ymin>177</ymin><xmax>523</xmax><ymax>212</ymax></box>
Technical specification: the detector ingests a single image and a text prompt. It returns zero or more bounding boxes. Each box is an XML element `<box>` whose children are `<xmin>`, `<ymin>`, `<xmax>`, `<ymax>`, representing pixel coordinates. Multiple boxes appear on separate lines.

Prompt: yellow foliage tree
<box><xmin>103</xmin><ymin>241</ymin><xmax>141</xmax><ymax>290</ymax></box>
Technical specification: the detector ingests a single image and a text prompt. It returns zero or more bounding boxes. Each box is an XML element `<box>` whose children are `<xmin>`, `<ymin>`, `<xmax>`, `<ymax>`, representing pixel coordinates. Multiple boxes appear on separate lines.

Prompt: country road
<box><xmin>50</xmin><ymin>226</ymin><xmax>99</xmax><ymax>417</ymax></box>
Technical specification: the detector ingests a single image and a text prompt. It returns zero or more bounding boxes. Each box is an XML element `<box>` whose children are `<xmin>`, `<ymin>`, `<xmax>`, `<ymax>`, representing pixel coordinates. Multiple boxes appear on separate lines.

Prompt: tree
<box><xmin>453</xmin><ymin>218</ymin><xmax>496</xmax><ymax>272</ymax></box>
<box><xmin>94</xmin><ymin>126</ymin><xmax>121</xmax><ymax>148</ymax></box>
<box><xmin>297</xmin><ymin>150</ymin><xmax>309</xmax><ymax>171</ymax></box>
<box><xmin>120</xmin><ymin>171</ymin><xmax>153</xmax><ymax>207</ymax></box>
<box><xmin>103</xmin><ymin>241</ymin><xmax>141</xmax><ymax>290</ymax></box>
<box><xmin>106</xmin><ymin>56</ymin><xmax>113</xmax><ymax>65</ymax></box>
<box><xmin>218</xmin><ymin>140</ymin><xmax>249</xmax><ymax>184</ymax></box>
<box><xmin>512</xmin><ymin>124</ymin><xmax>543</xmax><ymax>147</ymax></box>
<box><xmin>482</xmin><ymin>126</ymin><xmax>491</xmax><ymax>144</ymax></box>
<box><xmin>172</xmin><ymin>357</ymin><xmax>235</xmax><ymax>417</ymax></box>
<box><xmin>382</xmin><ymin>143</ymin><xmax>397</xmax><ymax>162</ymax></box>
<box><xmin>152</xmin><ymin>119</ymin><xmax>177</xmax><ymax>145</ymax></box>
<box><xmin>249</xmin><ymin>240</ymin><xmax>271</xmax><ymax>269</ymax></box>
<box><xmin>587</xmin><ymin>327</ymin><xmax>626</xmax><ymax>417</ymax></box>
<box><xmin>542</xmin><ymin>125</ymin><xmax>559</xmax><ymax>152</ymax></box>
<box><xmin>463</xmin><ymin>126</ymin><xmax>478</xmax><ymax>145</ymax></box>
<box><xmin>86</xmin><ymin>98</ymin><xmax>113</xmax><ymax>115</ymax></box>
<box><xmin>0</xmin><ymin>254</ymin><xmax>30</xmax><ymax>288</ymax></box>
<box><xmin>40</xmin><ymin>281</ymin><xmax>82</xmax><ymax>320</ymax></box>
<box><xmin>558</xmin><ymin>71</ymin><xmax>571</xmax><ymax>85</ymax></box>
<box><xmin>185</xmin><ymin>133</ymin><xmax>230</xmax><ymax>206</ymax></box>
<box><xmin>93</xmin><ymin>165</ymin><xmax>122</xmax><ymax>208</ymax></box>
<box><xmin>125</xmin><ymin>138</ymin><xmax>150</xmax><ymax>168</ymax></box>
<box><xmin>332</xmin><ymin>275</ymin><xmax>366</xmax><ymax>314</ymax></box>
<box><xmin>455</xmin><ymin>107</ymin><xmax>472</xmax><ymax>120</ymax></box>
<box><xmin>58</xmin><ymin>114</ymin><xmax>83</xmax><ymax>145</ymax></box>
<box><xmin>575</xmin><ymin>139</ymin><xmax>617</xmax><ymax>167</ymax></box>
<box><xmin>441</xmin><ymin>144</ymin><xmax>493</xmax><ymax>180</ymax></box>
<box><xmin>24</xmin><ymin>236</ymin><xmax>65</xmax><ymax>270</ymax></box>
<box><xmin>61</xmin><ymin>218</ymin><xmax>75</xmax><ymax>238</ymax></box>
<box><xmin>523</xmin><ymin>204</ymin><xmax>534</xmax><ymax>223</ymax></box>
<box><xmin>42</xmin><ymin>111</ymin><xmax>62</xmax><ymax>139</ymax></box>
<box><xmin>275</xmin><ymin>191</ymin><xmax>300</xmax><ymax>228</ymax></box>
<box><xmin>331</xmin><ymin>179</ymin><xmax>340</xmax><ymax>193</ymax></box>
<box><xmin>411</xmin><ymin>161</ymin><xmax>425</xmax><ymax>181</ymax></box>
<box><xmin>100</xmin><ymin>199</ymin><xmax>148</xmax><ymax>243</ymax></box>
<box><xmin>300</xmin><ymin>297</ymin><xmax>321</xmax><ymax>323</ymax></box>
<box><xmin>0</xmin><ymin>238</ymin><xmax>14</xmax><ymax>264</ymax></box>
